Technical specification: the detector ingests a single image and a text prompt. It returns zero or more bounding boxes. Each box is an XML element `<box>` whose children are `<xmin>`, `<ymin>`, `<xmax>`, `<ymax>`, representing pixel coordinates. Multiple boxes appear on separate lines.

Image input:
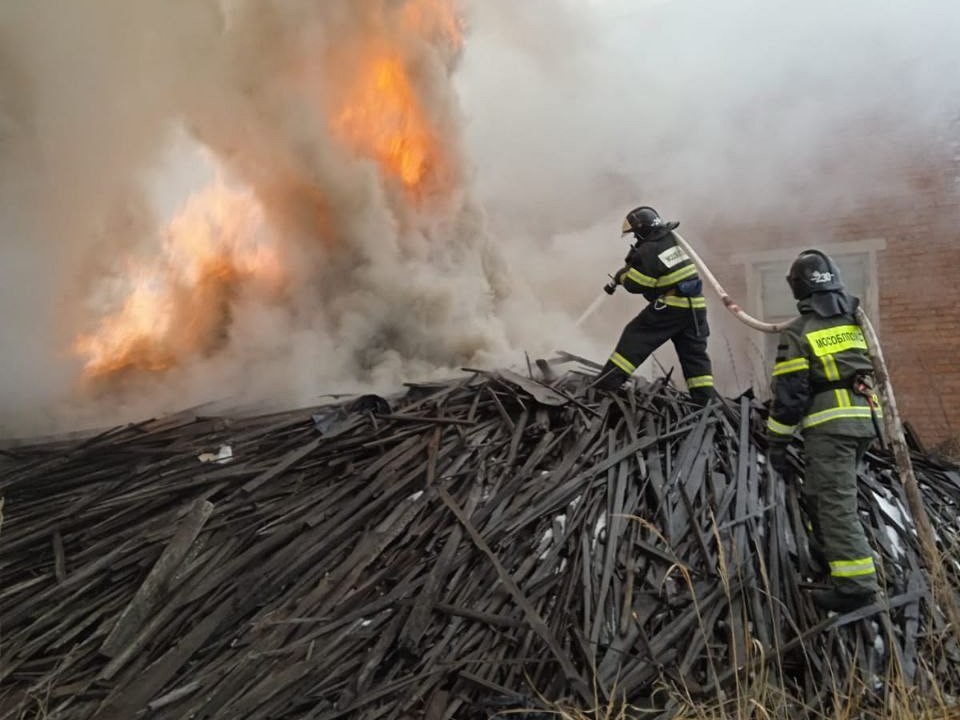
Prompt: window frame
<box><xmin>735</xmin><ymin>238</ymin><xmax>886</xmax><ymax>370</ymax></box>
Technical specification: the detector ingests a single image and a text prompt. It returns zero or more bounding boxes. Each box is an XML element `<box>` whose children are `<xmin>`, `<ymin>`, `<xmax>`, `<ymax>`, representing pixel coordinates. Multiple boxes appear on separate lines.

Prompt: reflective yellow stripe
<box><xmin>767</xmin><ymin>417</ymin><xmax>797</xmax><ymax>436</ymax></box>
<box><xmin>686</xmin><ymin>375</ymin><xmax>714</xmax><ymax>389</ymax></box>
<box><xmin>772</xmin><ymin>357</ymin><xmax>810</xmax><ymax>376</ymax></box>
<box><xmin>656</xmin><ymin>263</ymin><xmax>698</xmax><ymax>287</ymax></box>
<box><xmin>625</xmin><ymin>268</ymin><xmax>658</xmax><ymax>287</ymax></box>
<box><xmin>661</xmin><ymin>295</ymin><xmax>706</xmax><ymax>309</ymax></box>
<box><xmin>806</xmin><ymin>324</ymin><xmax>867</xmax><ymax>358</ymax></box>
<box><xmin>819</xmin><ymin>354</ymin><xmax>849</xmax><ymax>407</ymax></box>
<box><xmin>610</xmin><ymin>352</ymin><xmax>636</xmax><ymax>375</ymax></box>
<box><xmin>821</xmin><ymin>354</ymin><xmax>840</xmax><ymax>380</ymax></box>
<box><xmin>830</xmin><ymin>557</ymin><xmax>876</xmax><ymax>578</ymax></box>
<box><xmin>802</xmin><ymin>406</ymin><xmax>874</xmax><ymax>428</ymax></box>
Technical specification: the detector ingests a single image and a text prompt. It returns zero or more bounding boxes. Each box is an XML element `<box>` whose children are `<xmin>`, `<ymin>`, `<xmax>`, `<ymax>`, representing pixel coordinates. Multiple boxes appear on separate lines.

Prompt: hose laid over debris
<box><xmin>673</xmin><ymin>230</ymin><xmax>960</xmax><ymax>635</ymax></box>
<box><xmin>856</xmin><ymin>309</ymin><xmax>960</xmax><ymax>633</ymax></box>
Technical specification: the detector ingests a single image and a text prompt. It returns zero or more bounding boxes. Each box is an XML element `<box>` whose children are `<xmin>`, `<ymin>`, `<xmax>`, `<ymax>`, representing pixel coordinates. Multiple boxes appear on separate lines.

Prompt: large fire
<box><xmin>330</xmin><ymin>0</ymin><xmax>464</xmax><ymax>196</ymax></box>
<box><xmin>73</xmin><ymin>0</ymin><xmax>464</xmax><ymax>383</ymax></box>
<box><xmin>332</xmin><ymin>52</ymin><xmax>438</xmax><ymax>192</ymax></box>
<box><xmin>74</xmin><ymin>184</ymin><xmax>282</xmax><ymax>379</ymax></box>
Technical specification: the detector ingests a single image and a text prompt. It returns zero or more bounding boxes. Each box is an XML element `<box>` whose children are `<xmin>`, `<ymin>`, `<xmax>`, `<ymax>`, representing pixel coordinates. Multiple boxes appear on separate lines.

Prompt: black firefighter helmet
<box><xmin>786</xmin><ymin>249</ymin><xmax>845</xmax><ymax>299</ymax></box>
<box><xmin>621</xmin><ymin>206</ymin><xmax>679</xmax><ymax>242</ymax></box>
<box><xmin>787</xmin><ymin>249</ymin><xmax>858</xmax><ymax>317</ymax></box>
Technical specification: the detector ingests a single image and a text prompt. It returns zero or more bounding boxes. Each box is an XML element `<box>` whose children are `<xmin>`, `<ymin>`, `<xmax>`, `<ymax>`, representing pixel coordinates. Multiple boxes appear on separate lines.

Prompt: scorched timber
<box><xmin>1</xmin><ymin>359</ymin><xmax>959</xmax><ymax>719</ymax></box>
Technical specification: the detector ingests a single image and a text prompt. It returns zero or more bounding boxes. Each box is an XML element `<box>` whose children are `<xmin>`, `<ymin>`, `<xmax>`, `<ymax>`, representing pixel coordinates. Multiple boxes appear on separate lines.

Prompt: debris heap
<box><xmin>1</xmin><ymin>356</ymin><xmax>959</xmax><ymax>719</ymax></box>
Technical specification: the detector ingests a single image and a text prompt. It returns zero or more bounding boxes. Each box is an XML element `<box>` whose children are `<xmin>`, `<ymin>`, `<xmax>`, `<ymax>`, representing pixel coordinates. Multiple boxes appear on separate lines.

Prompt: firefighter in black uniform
<box><xmin>594</xmin><ymin>206</ymin><xmax>714</xmax><ymax>405</ymax></box>
<box><xmin>767</xmin><ymin>250</ymin><xmax>882</xmax><ymax>612</ymax></box>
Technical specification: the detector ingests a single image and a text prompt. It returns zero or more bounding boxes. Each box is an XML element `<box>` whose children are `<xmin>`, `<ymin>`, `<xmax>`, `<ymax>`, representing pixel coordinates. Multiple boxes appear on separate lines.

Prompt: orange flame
<box><xmin>332</xmin><ymin>53</ymin><xmax>438</xmax><ymax>192</ymax></box>
<box><xmin>330</xmin><ymin>0</ymin><xmax>464</xmax><ymax>196</ymax></box>
<box><xmin>73</xmin><ymin>0</ymin><xmax>464</xmax><ymax>383</ymax></box>
<box><xmin>74</xmin><ymin>184</ymin><xmax>282</xmax><ymax>380</ymax></box>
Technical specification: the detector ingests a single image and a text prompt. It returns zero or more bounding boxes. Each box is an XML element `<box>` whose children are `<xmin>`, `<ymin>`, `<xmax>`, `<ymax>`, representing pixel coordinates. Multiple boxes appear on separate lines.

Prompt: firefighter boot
<box><xmin>807</xmin><ymin>537</ymin><xmax>828</xmax><ymax>576</ymax></box>
<box><xmin>689</xmin><ymin>387</ymin><xmax>715</xmax><ymax>407</ymax></box>
<box><xmin>812</xmin><ymin>588</ymin><xmax>876</xmax><ymax>613</ymax></box>
<box><xmin>593</xmin><ymin>361</ymin><xmax>629</xmax><ymax>392</ymax></box>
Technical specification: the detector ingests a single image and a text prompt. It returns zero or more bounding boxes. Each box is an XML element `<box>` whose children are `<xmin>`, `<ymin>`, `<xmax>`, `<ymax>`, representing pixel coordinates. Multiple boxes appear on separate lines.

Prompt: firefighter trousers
<box><xmin>802</xmin><ymin>433</ymin><xmax>879</xmax><ymax>596</ymax></box>
<box><xmin>594</xmin><ymin>302</ymin><xmax>713</xmax><ymax>403</ymax></box>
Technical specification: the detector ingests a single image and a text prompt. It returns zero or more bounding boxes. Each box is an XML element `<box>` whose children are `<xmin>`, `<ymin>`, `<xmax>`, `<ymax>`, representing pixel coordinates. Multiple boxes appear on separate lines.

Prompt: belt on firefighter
<box><xmin>811</xmin><ymin>378</ymin><xmax>852</xmax><ymax>394</ymax></box>
<box><xmin>812</xmin><ymin>374</ymin><xmax>878</xmax><ymax>396</ymax></box>
<box><xmin>655</xmin><ymin>291</ymin><xmax>707</xmax><ymax>309</ymax></box>
<box><xmin>654</xmin><ymin>290</ymin><xmax>706</xmax><ymax>336</ymax></box>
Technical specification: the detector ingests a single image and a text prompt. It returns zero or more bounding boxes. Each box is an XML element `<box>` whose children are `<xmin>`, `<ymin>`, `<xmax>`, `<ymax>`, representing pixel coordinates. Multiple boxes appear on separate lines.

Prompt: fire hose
<box><xmin>576</xmin><ymin>232</ymin><xmax>957</xmax><ymax>629</ymax></box>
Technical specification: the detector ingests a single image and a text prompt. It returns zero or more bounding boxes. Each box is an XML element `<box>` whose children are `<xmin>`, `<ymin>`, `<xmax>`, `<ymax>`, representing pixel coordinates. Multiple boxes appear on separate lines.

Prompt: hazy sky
<box><xmin>458</xmin><ymin>0</ymin><xmax>960</xmax><ymax>238</ymax></box>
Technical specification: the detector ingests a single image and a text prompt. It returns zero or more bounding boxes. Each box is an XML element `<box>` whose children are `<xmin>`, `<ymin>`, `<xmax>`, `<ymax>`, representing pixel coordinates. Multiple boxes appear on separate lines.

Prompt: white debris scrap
<box><xmin>871</xmin><ymin>489</ymin><xmax>909</xmax><ymax>559</ymax></box>
<box><xmin>593</xmin><ymin>514</ymin><xmax>607</xmax><ymax>552</ymax></box>
<box><xmin>198</xmin><ymin>445</ymin><xmax>233</xmax><ymax>464</ymax></box>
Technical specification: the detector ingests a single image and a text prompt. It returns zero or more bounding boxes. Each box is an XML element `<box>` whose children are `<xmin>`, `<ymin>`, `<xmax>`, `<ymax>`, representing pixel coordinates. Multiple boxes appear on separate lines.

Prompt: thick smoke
<box><xmin>0</xmin><ymin>0</ymin><xmax>594</xmax><ymax>436</ymax></box>
<box><xmin>460</xmin><ymin>0</ymin><xmax>960</xmax><ymax>394</ymax></box>
<box><xmin>3</xmin><ymin>0</ymin><xmax>959</xmax><ymax>436</ymax></box>
<box><xmin>464</xmin><ymin>0</ymin><xmax>960</xmax><ymax>227</ymax></box>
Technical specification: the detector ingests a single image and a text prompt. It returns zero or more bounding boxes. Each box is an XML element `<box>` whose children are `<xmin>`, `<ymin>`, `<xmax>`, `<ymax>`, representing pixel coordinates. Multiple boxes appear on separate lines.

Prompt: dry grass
<box><xmin>521</xmin><ymin>646</ymin><xmax>960</xmax><ymax>720</ymax></box>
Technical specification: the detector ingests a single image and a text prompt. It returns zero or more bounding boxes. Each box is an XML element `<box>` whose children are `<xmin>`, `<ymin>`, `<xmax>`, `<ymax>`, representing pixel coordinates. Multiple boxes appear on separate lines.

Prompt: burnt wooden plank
<box><xmin>399</xmin><ymin>483</ymin><xmax>480</xmax><ymax>654</ymax></box>
<box><xmin>100</xmin><ymin>499</ymin><xmax>214</xmax><ymax>659</ymax></box>
<box><xmin>438</xmin><ymin>486</ymin><xmax>592</xmax><ymax>704</ymax></box>
<box><xmin>241</xmin><ymin>437</ymin><xmax>322</xmax><ymax>493</ymax></box>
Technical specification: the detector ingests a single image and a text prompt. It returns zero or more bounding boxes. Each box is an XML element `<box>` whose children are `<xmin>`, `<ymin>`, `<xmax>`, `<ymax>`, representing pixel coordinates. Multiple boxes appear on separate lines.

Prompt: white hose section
<box><xmin>672</xmin><ymin>231</ymin><xmax>794</xmax><ymax>333</ymax></box>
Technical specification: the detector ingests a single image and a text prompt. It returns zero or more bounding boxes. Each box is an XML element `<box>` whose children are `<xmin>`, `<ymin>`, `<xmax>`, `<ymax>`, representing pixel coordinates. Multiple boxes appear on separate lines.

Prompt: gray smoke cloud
<box><xmin>0</xmin><ymin>0</ymin><xmax>597</xmax><ymax>437</ymax></box>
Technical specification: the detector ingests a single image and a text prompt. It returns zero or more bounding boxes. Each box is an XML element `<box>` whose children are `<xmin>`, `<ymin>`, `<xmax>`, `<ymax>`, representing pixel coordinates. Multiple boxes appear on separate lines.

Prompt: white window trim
<box><xmin>734</xmin><ymin>238</ymin><xmax>885</xmax><ymax>333</ymax></box>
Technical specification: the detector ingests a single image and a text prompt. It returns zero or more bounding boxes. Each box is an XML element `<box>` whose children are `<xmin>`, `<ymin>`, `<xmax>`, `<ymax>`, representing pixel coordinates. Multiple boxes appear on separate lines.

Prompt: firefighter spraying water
<box><xmin>590</xmin><ymin>207</ymin><xmax>715</xmax><ymax>405</ymax></box>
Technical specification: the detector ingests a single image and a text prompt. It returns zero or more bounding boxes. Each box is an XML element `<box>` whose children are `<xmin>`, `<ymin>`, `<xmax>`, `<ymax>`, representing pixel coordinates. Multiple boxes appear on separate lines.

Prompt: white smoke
<box><xmin>463</xmin><ymin>0</ymin><xmax>960</xmax><ymax>226</ymax></box>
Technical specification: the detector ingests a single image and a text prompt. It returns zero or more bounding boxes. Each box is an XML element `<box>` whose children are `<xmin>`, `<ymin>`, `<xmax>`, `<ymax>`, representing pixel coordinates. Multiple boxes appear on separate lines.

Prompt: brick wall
<box><xmin>875</xmin><ymin>226</ymin><xmax>960</xmax><ymax>447</ymax></box>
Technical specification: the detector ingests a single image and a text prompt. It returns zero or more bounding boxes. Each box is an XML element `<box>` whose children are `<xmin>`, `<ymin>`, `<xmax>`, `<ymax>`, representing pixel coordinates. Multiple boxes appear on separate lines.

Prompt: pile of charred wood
<box><xmin>1</xmin><ymin>355</ymin><xmax>959</xmax><ymax>720</ymax></box>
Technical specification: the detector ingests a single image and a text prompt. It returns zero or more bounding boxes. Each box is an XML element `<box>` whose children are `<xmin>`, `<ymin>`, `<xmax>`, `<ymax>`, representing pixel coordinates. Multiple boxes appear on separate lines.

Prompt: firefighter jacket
<box><xmin>766</xmin><ymin>297</ymin><xmax>878</xmax><ymax>440</ymax></box>
<box><xmin>616</xmin><ymin>233</ymin><xmax>706</xmax><ymax>310</ymax></box>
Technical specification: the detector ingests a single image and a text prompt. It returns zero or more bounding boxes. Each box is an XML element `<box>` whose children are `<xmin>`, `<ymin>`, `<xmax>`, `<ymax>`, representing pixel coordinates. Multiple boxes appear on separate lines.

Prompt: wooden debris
<box><xmin>1</xmin><ymin>356</ymin><xmax>959</xmax><ymax>719</ymax></box>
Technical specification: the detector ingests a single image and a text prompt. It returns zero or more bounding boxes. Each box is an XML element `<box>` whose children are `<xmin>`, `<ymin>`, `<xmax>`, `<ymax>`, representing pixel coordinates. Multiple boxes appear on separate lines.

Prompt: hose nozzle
<box><xmin>603</xmin><ymin>273</ymin><xmax>617</xmax><ymax>295</ymax></box>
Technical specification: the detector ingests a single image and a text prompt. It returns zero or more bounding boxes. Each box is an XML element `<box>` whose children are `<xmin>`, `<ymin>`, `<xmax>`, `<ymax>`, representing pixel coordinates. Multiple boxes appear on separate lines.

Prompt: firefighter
<box><xmin>593</xmin><ymin>206</ymin><xmax>714</xmax><ymax>405</ymax></box>
<box><xmin>766</xmin><ymin>249</ymin><xmax>881</xmax><ymax>612</ymax></box>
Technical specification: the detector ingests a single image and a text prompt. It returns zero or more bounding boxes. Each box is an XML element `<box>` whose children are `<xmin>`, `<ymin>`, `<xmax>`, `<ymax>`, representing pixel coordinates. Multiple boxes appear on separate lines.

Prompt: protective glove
<box><xmin>604</xmin><ymin>267</ymin><xmax>628</xmax><ymax>295</ymax></box>
<box><xmin>767</xmin><ymin>440</ymin><xmax>791</xmax><ymax>478</ymax></box>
